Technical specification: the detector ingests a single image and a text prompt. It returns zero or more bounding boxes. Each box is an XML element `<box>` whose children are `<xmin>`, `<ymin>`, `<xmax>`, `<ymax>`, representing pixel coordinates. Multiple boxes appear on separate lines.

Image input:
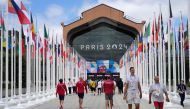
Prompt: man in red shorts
<box><xmin>149</xmin><ymin>76</ymin><xmax>170</xmax><ymax>109</ymax></box>
<box><xmin>56</xmin><ymin>79</ymin><xmax>68</xmax><ymax>109</ymax></box>
<box><xmin>76</xmin><ymin>77</ymin><xmax>88</xmax><ymax>109</ymax></box>
<box><xmin>102</xmin><ymin>75</ymin><xmax>115</xmax><ymax>109</ymax></box>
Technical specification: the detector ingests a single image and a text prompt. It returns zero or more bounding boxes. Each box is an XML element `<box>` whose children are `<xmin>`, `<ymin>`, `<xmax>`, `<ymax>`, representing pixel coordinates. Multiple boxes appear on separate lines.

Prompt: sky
<box><xmin>0</xmin><ymin>0</ymin><xmax>189</xmax><ymax>41</ymax></box>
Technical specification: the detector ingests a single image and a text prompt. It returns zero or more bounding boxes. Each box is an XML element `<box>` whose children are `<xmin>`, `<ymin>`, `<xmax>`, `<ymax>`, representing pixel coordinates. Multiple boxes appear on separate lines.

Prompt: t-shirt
<box><xmin>97</xmin><ymin>81</ymin><xmax>102</xmax><ymax>88</ymax></box>
<box><xmin>177</xmin><ymin>84</ymin><xmax>186</xmax><ymax>94</ymax></box>
<box><xmin>76</xmin><ymin>80</ymin><xmax>87</xmax><ymax>93</ymax></box>
<box><xmin>56</xmin><ymin>83</ymin><xmax>68</xmax><ymax>96</ymax></box>
<box><xmin>149</xmin><ymin>83</ymin><xmax>167</xmax><ymax>102</ymax></box>
<box><xmin>126</xmin><ymin>75</ymin><xmax>139</xmax><ymax>93</ymax></box>
<box><xmin>90</xmin><ymin>81</ymin><xmax>96</xmax><ymax>88</ymax></box>
<box><xmin>68</xmin><ymin>81</ymin><xmax>73</xmax><ymax>87</ymax></box>
<box><xmin>103</xmin><ymin>80</ymin><xmax>114</xmax><ymax>94</ymax></box>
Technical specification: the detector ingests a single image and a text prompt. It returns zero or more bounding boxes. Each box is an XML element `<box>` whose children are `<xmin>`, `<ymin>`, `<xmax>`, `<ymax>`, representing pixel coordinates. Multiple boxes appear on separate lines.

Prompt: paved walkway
<box><xmin>28</xmin><ymin>93</ymin><xmax>154</xmax><ymax>109</ymax></box>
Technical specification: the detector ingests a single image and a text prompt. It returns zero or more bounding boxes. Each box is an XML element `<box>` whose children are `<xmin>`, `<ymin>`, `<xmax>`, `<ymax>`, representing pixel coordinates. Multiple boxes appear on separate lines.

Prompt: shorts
<box><xmin>59</xmin><ymin>95</ymin><xmax>65</xmax><ymax>101</ymax></box>
<box><xmin>91</xmin><ymin>87</ymin><xmax>96</xmax><ymax>92</ymax></box>
<box><xmin>154</xmin><ymin>101</ymin><xmax>164</xmax><ymax>109</ymax></box>
<box><xmin>126</xmin><ymin>92</ymin><xmax>141</xmax><ymax>104</ymax></box>
<box><xmin>105</xmin><ymin>94</ymin><xmax>113</xmax><ymax>100</ymax></box>
<box><xmin>78</xmin><ymin>93</ymin><xmax>84</xmax><ymax>99</ymax></box>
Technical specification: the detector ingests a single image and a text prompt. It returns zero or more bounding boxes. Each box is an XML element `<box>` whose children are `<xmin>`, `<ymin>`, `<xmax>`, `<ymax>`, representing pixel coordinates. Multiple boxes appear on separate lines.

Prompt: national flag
<box><xmin>160</xmin><ymin>12</ymin><xmax>164</xmax><ymax>40</ymax></box>
<box><xmin>144</xmin><ymin>23</ymin><xmax>150</xmax><ymax>38</ymax></box>
<box><xmin>138</xmin><ymin>34</ymin><xmax>143</xmax><ymax>51</ymax></box>
<box><xmin>156</xmin><ymin>14</ymin><xmax>160</xmax><ymax>42</ymax></box>
<box><xmin>11</xmin><ymin>0</ymin><xmax>30</xmax><ymax>24</ymax></box>
<box><xmin>152</xmin><ymin>19</ymin><xmax>155</xmax><ymax>43</ymax></box>
<box><xmin>0</xmin><ymin>11</ymin><xmax>5</xmax><ymax>31</ymax></box>
<box><xmin>21</xmin><ymin>1</ymin><xmax>27</xmax><ymax>11</ymax></box>
<box><xmin>58</xmin><ymin>44</ymin><xmax>60</xmax><ymax>56</ymax></box>
<box><xmin>169</xmin><ymin>0</ymin><xmax>173</xmax><ymax>18</ymax></box>
<box><xmin>184</xmin><ymin>19</ymin><xmax>188</xmax><ymax>49</ymax></box>
<box><xmin>136</xmin><ymin>34</ymin><xmax>143</xmax><ymax>56</ymax></box>
<box><xmin>39</xmin><ymin>37</ymin><xmax>43</xmax><ymax>54</ymax></box>
<box><xmin>21</xmin><ymin>26</ymin><xmax>26</xmax><ymax>56</ymax></box>
<box><xmin>119</xmin><ymin>58</ymin><xmax>123</xmax><ymax>68</ymax></box>
<box><xmin>30</xmin><ymin>13</ymin><xmax>36</xmax><ymax>41</ymax></box>
<box><xmin>8</xmin><ymin>0</ymin><xmax>16</xmax><ymax>14</ymax></box>
<box><xmin>44</xmin><ymin>24</ymin><xmax>48</xmax><ymax>59</ymax></box>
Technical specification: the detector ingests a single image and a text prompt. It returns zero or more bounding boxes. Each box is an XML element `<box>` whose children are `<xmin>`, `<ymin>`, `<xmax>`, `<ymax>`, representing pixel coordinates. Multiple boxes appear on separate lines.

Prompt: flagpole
<box><xmin>42</xmin><ymin>36</ymin><xmax>45</xmax><ymax>93</ymax></box>
<box><xmin>172</xmin><ymin>29</ymin><xmax>177</xmax><ymax>93</ymax></box>
<box><xmin>168</xmin><ymin>20</ymin><xmax>172</xmax><ymax>97</ymax></box>
<box><xmin>18</xmin><ymin>25</ymin><xmax>22</xmax><ymax>105</ymax></box>
<box><xmin>11</xmin><ymin>29</ymin><xmax>14</xmax><ymax>98</ymax></box>
<box><xmin>5</xmin><ymin>12</ymin><xmax>9</xmax><ymax>107</ymax></box>
<box><xmin>180</xmin><ymin>12</ymin><xmax>184</xmax><ymax>81</ymax></box>
<box><xmin>0</xmin><ymin>25</ymin><xmax>3</xmax><ymax>101</ymax></box>
<box><xmin>52</xmin><ymin>36</ymin><xmax>54</xmax><ymax>89</ymax></box>
<box><xmin>163</xmin><ymin>39</ymin><xmax>167</xmax><ymax>86</ymax></box>
<box><xmin>188</xmin><ymin>0</ymin><xmax>190</xmax><ymax>82</ymax></box>
<box><xmin>39</xmin><ymin>40</ymin><xmax>41</xmax><ymax>93</ymax></box>
<box><xmin>13</xmin><ymin>31</ymin><xmax>16</xmax><ymax>97</ymax></box>
<box><xmin>27</xmin><ymin>26</ymin><xmax>31</xmax><ymax>96</ymax></box>
<box><xmin>52</xmin><ymin>38</ymin><xmax>54</xmax><ymax>90</ymax></box>
<box><xmin>0</xmin><ymin>7</ymin><xmax>4</xmax><ymax>101</ymax></box>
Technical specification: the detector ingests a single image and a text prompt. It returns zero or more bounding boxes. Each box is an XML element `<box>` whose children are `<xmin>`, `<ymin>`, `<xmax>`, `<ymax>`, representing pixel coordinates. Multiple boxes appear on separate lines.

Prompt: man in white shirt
<box><xmin>67</xmin><ymin>78</ymin><xmax>73</xmax><ymax>95</ymax></box>
<box><xmin>149</xmin><ymin>76</ymin><xmax>170</xmax><ymax>109</ymax></box>
<box><xmin>97</xmin><ymin>80</ymin><xmax>102</xmax><ymax>95</ymax></box>
<box><xmin>123</xmin><ymin>67</ymin><xmax>142</xmax><ymax>109</ymax></box>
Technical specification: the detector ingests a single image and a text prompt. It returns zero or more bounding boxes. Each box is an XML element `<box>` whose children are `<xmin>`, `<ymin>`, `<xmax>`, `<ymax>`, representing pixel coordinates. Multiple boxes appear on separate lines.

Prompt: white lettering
<box><xmin>112</xmin><ymin>44</ymin><xmax>117</xmax><ymax>49</ymax></box>
<box><xmin>86</xmin><ymin>45</ymin><xmax>90</xmax><ymax>50</ymax></box>
<box><xmin>81</xmin><ymin>45</ymin><xmax>85</xmax><ymax>50</ymax></box>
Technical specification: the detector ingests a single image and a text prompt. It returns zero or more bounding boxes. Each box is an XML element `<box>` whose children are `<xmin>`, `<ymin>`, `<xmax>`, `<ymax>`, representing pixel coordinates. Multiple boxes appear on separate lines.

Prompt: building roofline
<box><xmin>81</xmin><ymin>4</ymin><xmax>124</xmax><ymax>16</ymax></box>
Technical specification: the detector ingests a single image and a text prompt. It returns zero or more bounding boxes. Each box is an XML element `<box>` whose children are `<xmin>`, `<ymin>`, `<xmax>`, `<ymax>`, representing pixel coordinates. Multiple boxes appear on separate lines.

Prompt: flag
<box><xmin>184</xmin><ymin>19</ymin><xmax>188</xmax><ymax>49</ymax></box>
<box><xmin>44</xmin><ymin>24</ymin><xmax>48</xmax><ymax>59</ymax></box>
<box><xmin>0</xmin><ymin>11</ymin><xmax>5</xmax><ymax>31</ymax></box>
<box><xmin>30</xmin><ymin>13</ymin><xmax>36</xmax><ymax>41</ymax></box>
<box><xmin>169</xmin><ymin>0</ymin><xmax>173</xmax><ymax>18</ymax></box>
<box><xmin>11</xmin><ymin>0</ymin><xmax>30</xmax><ymax>24</ymax></box>
<box><xmin>21</xmin><ymin>26</ymin><xmax>26</xmax><ymax>56</ymax></box>
<box><xmin>21</xmin><ymin>1</ymin><xmax>27</xmax><ymax>11</ymax></box>
<box><xmin>161</xmin><ymin>12</ymin><xmax>164</xmax><ymax>40</ymax></box>
<box><xmin>8</xmin><ymin>0</ymin><xmax>16</xmax><ymax>14</ymax></box>
<box><xmin>144</xmin><ymin>23</ymin><xmax>150</xmax><ymax>37</ymax></box>
<box><xmin>136</xmin><ymin>34</ymin><xmax>143</xmax><ymax>55</ymax></box>
<box><xmin>152</xmin><ymin>19</ymin><xmax>155</xmax><ymax>43</ymax></box>
<box><xmin>156</xmin><ymin>14</ymin><xmax>160</xmax><ymax>42</ymax></box>
<box><xmin>39</xmin><ymin>37</ymin><xmax>43</xmax><ymax>54</ymax></box>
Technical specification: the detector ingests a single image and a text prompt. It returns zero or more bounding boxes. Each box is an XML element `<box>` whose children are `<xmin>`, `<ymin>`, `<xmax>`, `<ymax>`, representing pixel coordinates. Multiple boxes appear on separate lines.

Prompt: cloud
<box><xmin>45</xmin><ymin>4</ymin><xmax>64</xmax><ymax>19</ymax></box>
<box><xmin>0</xmin><ymin>0</ymin><xmax>6</xmax><ymax>5</ymax></box>
<box><xmin>33</xmin><ymin>3</ymin><xmax>68</xmax><ymax>42</ymax></box>
<box><xmin>78</xmin><ymin>0</ymin><xmax>189</xmax><ymax>23</ymax></box>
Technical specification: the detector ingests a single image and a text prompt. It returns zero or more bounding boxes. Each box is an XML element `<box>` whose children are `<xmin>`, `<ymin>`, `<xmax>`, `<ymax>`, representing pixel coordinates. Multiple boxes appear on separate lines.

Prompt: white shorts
<box><xmin>126</xmin><ymin>92</ymin><xmax>141</xmax><ymax>104</ymax></box>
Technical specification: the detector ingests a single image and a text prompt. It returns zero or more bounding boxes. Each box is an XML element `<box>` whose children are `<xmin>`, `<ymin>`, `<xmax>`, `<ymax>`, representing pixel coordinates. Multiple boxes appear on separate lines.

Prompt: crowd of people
<box><xmin>56</xmin><ymin>67</ymin><xmax>187</xmax><ymax>109</ymax></box>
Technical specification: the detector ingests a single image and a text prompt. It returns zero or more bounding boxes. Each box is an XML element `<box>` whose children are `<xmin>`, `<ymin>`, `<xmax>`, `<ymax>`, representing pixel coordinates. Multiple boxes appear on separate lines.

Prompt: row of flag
<box><xmin>0</xmin><ymin>0</ymin><xmax>87</xmax><ymax>103</ymax></box>
<box><xmin>119</xmin><ymin>0</ymin><xmax>189</xmax><ymax>95</ymax></box>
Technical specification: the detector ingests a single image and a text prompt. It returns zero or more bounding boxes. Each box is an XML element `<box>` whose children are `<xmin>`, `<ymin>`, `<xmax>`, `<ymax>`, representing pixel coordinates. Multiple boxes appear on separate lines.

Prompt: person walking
<box><xmin>56</xmin><ymin>79</ymin><xmax>68</xmax><ymax>109</ymax></box>
<box><xmin>177</xmin><ymin>80</ymin><xmax>187</xmax><ymax>107</ymax></box>
<box><xmin>73</xmin><ymin>79</ymin><xmax>76</xmax><ymax>93</ymax></box>
<box><xmin>97</xmin><ymin>79</ymin><xmax>103</xmax><ymax>95</ymax></box>
<box><xmin>90</xmin><ymin>78</ymin><xmax>96</xmax><ymax>96</ymax></box>
<box><xmin>76</xmin><ymin>77</ymin><xmax>88</xmax><ymax>109</ymax></box>
<box><xmin>102</xmin><ymin>75</ymin><xmax>115</xmax><ymax>109</ymax></box>
<box><xmin>67</xmin><ymin>78</ymin><xmax>73</xmax><ymax>95</ymax></box>
<box><xmin>149</xmin><ymin>76</ymin><xmax>170</xmax><ymax>109</ymax></box>
<box><xmin>117</xmin><ymin>78</ymin><xmax>124</xmax><ymax>94</ymax></box>
<box><xmin>123</xmin><ymin>67</ymin><xmax>142</xmax><ymax>109</ymax></box>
